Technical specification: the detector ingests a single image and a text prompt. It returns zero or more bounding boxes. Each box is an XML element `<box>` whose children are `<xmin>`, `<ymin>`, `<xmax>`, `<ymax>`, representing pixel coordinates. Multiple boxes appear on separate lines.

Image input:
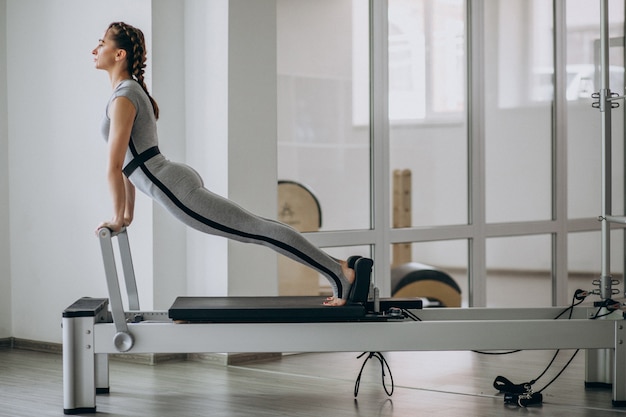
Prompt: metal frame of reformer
<box><xmin>61</xmin><ymin>227</ymin><xmax>626</xmax><ymax>414</ymax></box>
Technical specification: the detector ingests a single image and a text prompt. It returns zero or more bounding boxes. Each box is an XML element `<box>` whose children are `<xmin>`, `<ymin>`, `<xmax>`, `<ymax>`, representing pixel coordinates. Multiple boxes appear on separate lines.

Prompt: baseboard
<box><xmin>109</xmin><ymin>352</ymin><xmax>188</xmax><ymax>365</ymax></box>
<box><xmin>0</xmin><ymin>337</ymin><xmax>13</xmax><ymax>349</ymax></box>
<box><xmin>2</xmin><ymin>337</ymin><xmax>282</xmax><ymax>366</ymax></box>
<box><xmin>8</xmin><ymin>339</ymin><xmax>196</xmax><ymax>365</ymax></box>
<box><xmin>12</xmin><ymin>338</ymin><xmax>62</xmax><ymax>354</ymax></box>
<box><xmin>190</xmin><ymin>352</ymin><xmax>283</xmax><ymax>366</ymax></box>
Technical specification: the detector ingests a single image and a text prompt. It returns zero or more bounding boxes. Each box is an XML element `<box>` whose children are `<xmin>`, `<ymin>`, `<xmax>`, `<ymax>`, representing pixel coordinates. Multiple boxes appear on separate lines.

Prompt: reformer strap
<box><xmin>354</xmin><ymin>352</ymin><xmax>394</xmax><ymax>398</ymax></box>
<box><xmin>493</xmin><ymin>375</ymin><xmax>531</xmax><ymax>394</ymax></box>
<box><xmin>123</xmin><ymin>146</ymin><xmax>160</xmax><ymax>177</ymax></box>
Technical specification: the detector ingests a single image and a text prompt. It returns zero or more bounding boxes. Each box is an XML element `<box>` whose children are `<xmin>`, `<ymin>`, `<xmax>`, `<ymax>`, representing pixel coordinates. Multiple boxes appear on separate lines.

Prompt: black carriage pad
<box><xmin>169</xmin><ymin>296</ymin><xmax>368</xmax><ymax>323</ymax></box>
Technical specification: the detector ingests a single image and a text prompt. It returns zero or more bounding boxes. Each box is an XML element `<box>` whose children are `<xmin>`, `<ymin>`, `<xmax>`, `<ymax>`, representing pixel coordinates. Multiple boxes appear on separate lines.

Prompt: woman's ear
<box><xmin>115</xmin><ymin>49</ymin><xmax>127</xmax><ymax>62</ymax></box>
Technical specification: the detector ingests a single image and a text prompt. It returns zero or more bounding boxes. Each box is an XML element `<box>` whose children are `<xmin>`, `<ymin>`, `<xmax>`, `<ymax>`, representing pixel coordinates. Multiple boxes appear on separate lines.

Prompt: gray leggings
<box><xmin>132</xmin><ymin>157</ymin><xmax>350</xmax><ymax>299</ymax></box>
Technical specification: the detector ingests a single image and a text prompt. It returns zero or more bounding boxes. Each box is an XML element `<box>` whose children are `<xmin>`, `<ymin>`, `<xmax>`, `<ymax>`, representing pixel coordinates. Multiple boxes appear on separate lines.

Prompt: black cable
<box><xmin>590</xmin><ymin>299</ymin><xmax>621</xmax><ymax>319</ymax></box>
<box><xmin>398</xmin><ymin>288</ymin><xmax>594</xmax><ymax>404</ymax></box>
<box><xmin>531</xmin><ymin>292</ymin><xmax>617</xmax><ymax>394</ymax></box>
<box><xmin>553</xmin><ymin>299</ymin><xmax>584</xmax><ymax>320</ymax></box>
<box><xmin>402</xmin><ymin>309</ymin><xmax>422</xmax><ymax>321</ymax></box>
<box><xmin>351</xmin><ymin>308</ymin><xmax>419</xmax><ymax>397</ymax></box>
<box><xmin>492</xmin><ymin>289</ymin><xmax>589</xmax><ymax>402</ymax></box>
<box><xmin>354</xmin><ymin>352</ymin><xmax>394</xmax><ymax>398</ymax></box>
<box><xmin>536</xmin><ymin>350</ymin><xmax>579</xmax><ymax>394</ymax></box>
<box><xmin>477</xmin><ymin>291</ymin><xmax>587</xmax><ymax>357</ymax></box>
<box><xmin>529</xmin><ymin>350</ymin><xmax>561</xmax><ymax>386</ymax></box>
<box><xmin>474</xmin><ymin>350</ymin><xmax>521</xmax><ymax>355</ymax></box>
<box><xmin>592</xmin><ymin>308</ymin><xmax>615</xmax><ymax>319</ymax></box>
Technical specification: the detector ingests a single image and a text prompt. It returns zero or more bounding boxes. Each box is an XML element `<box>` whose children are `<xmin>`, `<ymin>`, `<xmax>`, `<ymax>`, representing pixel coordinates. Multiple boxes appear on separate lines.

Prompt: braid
<box><xmin>107</xmin><ymin>22</ymin><xmax>160</xmax><ymax>120</ymax></box>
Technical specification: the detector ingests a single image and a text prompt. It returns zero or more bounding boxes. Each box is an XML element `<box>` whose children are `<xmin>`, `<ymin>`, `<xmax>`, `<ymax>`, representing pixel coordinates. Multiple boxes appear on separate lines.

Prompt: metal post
<box><xmin>370</xmin><ymin>0</ymin><xmax>391</xmax><ymax>297</ymax></box>
<box><xmin>599</xmin><ymin>0</ymin><xmax>613</xmax><ymax>300</ymax></box>
<box><xmin>467</xmin><ymin>0</ymin><xmax>487</xmax><ymax>306</ymax></box>
<box><xmin>94</xmin><ymin>354</ymin><xmax>110</xmax><ymax>394</ymax></box>
<box><xmin>613</xmin><ymin>321</ymin><xmax>626</xmax><ymax>405</ymax></box>
<box><xmin>116</xmin><ymin>229</ymin><xmax>140</xmax><ymax>310</ymax></box>
<box><xmin>98</xmin><ymin>228</ymin><xmax>130</xmax><ymax>334</ymax></box>
<box><xmin>586</xmin><ymin>347</ymin><xmax>614</xmax><ymax>387</ymax></box>
<box><xmin>97</xmin><ymin>228</ymin><xmax>134</xmax><ymax>352</ymax></box>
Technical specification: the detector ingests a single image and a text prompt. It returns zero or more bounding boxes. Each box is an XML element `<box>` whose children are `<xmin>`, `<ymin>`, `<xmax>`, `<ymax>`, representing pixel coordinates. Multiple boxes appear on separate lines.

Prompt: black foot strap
<box><xmin>348</xmin><ymin>258</ymin><xmax>373</xmax><ymax>304</ymax></box>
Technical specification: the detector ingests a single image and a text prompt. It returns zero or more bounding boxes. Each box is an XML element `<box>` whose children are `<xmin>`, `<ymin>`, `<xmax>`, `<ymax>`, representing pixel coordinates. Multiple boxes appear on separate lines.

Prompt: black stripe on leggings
<box><xmin>128</xmin><ymin>142</ymin><xmax>343</xmax><ymax>296</ymax></box>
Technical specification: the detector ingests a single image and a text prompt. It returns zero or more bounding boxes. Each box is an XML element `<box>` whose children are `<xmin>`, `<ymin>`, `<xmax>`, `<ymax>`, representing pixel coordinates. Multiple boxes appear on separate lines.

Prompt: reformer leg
<box><xmin>95</xmin><ymin>354</ymin><xmax>110</xmax><ymax>394</ymax></box>
<box><xmin>585</xmin><ymin>348</ymin><xmax>613</xmax><ymax>389</ymax></box>
<box><xmin>613</xmin><ymin>322</ymin><xmax>626</xmax><ymax>406</ymax></box>
<box><xmin>63</xmin><ymin>298</ymin><xmax>109</xmax><ymax>414</ymax></box>
<box><xmin>585</xmin><ymin>322</ymin><xmax>626</xmax><ymax>406</ymax></box>
<box><xmin>63</xmin><ymin>316</ymin><xmax>97</xmax><ymax>414</ymax></box>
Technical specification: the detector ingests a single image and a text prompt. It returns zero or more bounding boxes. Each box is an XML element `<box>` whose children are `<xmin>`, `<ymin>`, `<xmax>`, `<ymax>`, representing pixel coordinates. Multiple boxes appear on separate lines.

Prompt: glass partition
<box><xmin>388</xmin><ymin>0</ymin><xmax>468</xmax><ymax>228</ymax></box>
<box><xmin>567</xmin><ymin>0</ymin><xmax>625</xmax><ymax>219</ymax></box>
<box><xmin>486</xmin><ymin>235</ymin><xmax>552</xmax><ymax>307</ymax></box>
<box><xmin>484</xmin><ymin>0</ymin><xmax>554</xmax><ymax>223</ymax></box>
<box><xmin>276</xmin><ymin>0</ymin><xmax>371</xmax><ymax>231</ymax></box>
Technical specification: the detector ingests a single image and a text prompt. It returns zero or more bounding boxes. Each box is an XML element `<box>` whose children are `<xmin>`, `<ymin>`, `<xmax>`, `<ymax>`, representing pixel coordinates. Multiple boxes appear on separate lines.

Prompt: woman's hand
<box><xmin>123</xmin><ymin>214</ymin><xmax>133</xmax><ymax>228</ymax></box>
<box><xmin>95</xmin><ymin>218</ymin><xmax>125</xmax><ymax>235</ymax></box>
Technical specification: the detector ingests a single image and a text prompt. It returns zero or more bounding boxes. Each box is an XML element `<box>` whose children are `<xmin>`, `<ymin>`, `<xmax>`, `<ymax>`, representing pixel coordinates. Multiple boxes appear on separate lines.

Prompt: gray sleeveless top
<box><xmin>100</xmin><ymin>79</ymin><xmax>169</xmax><ymax>197</ymax></box>
<box><xmin>101</xmin><ymin>79</ymin><xmax>158</xmax><ymax>154</ymax></box>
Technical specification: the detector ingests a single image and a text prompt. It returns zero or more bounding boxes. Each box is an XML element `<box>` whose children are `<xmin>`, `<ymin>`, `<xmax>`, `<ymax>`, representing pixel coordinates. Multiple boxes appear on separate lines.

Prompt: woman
<box><xmin>92</xmin><ymin>22</ymin><xmax>354</xmax><ymax>306</ymax></box>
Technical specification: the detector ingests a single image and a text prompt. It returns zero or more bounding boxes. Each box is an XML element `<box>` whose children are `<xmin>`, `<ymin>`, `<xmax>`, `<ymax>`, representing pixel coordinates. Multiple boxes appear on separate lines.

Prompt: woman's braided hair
<box><xmin>107</xmin><ymin>22</ymin><xmax>160</xmax><ymax>120</ymax></box>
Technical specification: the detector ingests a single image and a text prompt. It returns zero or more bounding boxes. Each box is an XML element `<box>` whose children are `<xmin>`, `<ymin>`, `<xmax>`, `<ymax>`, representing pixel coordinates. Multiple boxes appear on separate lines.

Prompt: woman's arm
<box><xmin>96</xmin><ymin>96</ymin><xmax>136</xmax><ymax>233</ymax></box>
<box><xmin>123</xmin><ymin>175</ymin><xmax>135</xmax><ymax>227</ymax></box>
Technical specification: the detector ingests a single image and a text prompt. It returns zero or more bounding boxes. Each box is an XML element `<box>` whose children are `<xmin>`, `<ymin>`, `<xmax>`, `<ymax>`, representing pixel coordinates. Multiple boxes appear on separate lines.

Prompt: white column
<box><xmin>227</xmin><ymin>0</ymin><xmax>278</xmax><ymax>295</ymax></box>
<box><xmin>0</xmin><ymin>0</ymin><xmax>11</xmax><ymax>338</ymax></box>
<box><xmin>151</xmin><ymin>0</ymin><xmax>188</xmax><ymax>308</ymax></box>
<box><xmin>178</xmin><ymin>0</ymin><xmax>277</xmax><ymax>297</ymax></box>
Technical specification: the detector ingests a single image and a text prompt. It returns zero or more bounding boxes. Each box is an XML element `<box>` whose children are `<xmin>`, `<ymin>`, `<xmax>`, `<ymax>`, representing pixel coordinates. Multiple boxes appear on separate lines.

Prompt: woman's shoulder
<box><xmin>114</xmin><ymin>79</ymin><xmax>143</xmax><ymax>97</ymax></box>
<box><xmin>112</xmin><ymin>80</ymin><xmax>147</xmax><ymax>109</ymax></box>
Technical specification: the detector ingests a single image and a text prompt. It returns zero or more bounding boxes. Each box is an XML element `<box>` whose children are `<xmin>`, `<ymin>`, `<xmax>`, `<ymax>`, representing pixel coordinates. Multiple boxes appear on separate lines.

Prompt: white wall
<box><xmin>0</xmin><ymin>0</ymin><xmax>11</xmax><ymax>339</ymax></box>
<box><xmin>227</xmin><ymin>0</ymin><xmax>278</xmax><ymax>295</ymax></box>
<box><xmin>5</xmin><ymin>0</ymin><xmax>154</xmax><ymax>343</ymax></box>
<box><xmin>3</xmin><ymin>0</ymin><xmax>278</xmax><ymax>343</ymax></box>
<box><xmin>151</xmin><ymin>0</ymin><xmax>187</xmax><ymax>309</ymax></box>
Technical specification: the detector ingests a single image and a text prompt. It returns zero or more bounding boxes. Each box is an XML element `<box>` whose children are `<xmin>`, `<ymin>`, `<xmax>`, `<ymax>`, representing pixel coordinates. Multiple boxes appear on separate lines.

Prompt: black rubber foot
<box><xmin>96</xmin><ymin>387</ymin><xmax>110</xmax><ymax>394</ymax></box>
<box><xmin>585</xmin><ymin>381</ymin><xmax>612</xmax><ymax>389</ymax></box>
<box><xmin>64</xmin><ymin>407</ymin><xmax>96</xmax><ymax>414</ymax></box>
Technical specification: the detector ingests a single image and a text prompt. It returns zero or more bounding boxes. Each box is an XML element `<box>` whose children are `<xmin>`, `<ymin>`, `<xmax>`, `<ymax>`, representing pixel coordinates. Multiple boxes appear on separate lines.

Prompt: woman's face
<box><xmin>92</xmin><ymin>31</ymin><xmax>119</xmax><ymax>71</ymax></box>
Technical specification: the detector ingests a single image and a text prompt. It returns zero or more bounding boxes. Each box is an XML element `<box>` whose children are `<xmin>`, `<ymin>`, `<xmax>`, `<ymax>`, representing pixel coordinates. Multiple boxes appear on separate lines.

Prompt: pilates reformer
<box><xmin>62</xmin><ymin>227</ymin><xmax>626</xmax><ymax>414</ymax></box>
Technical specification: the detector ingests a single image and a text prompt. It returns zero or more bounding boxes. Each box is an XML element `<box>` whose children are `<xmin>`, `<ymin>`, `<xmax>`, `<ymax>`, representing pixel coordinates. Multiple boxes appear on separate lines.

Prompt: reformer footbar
<box><xmin>97</xmin><ymin>227</ymin><xmax>138</xmax><ymax>352</ymax></box>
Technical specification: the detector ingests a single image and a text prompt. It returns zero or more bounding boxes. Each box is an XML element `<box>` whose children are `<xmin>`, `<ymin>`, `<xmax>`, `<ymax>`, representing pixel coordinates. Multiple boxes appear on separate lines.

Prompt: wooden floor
<box><xmin>2</xmin><ymin>348</ymin><xmax>626</xmax><ymax>416</ymax></box>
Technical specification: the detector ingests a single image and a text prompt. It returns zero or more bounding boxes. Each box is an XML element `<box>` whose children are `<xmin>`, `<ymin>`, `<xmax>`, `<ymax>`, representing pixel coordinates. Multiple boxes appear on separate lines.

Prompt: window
<box><xmin>388</xmin><ymin>0</ymin><xmax>465</xmax><ymax>122</ymax></box>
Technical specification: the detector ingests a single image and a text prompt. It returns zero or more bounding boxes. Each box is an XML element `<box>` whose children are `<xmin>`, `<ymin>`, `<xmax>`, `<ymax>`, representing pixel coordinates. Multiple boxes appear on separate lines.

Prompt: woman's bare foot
<box><xmin>323</xmin><ymin>260</ymin><xmax>355</xmax><ymax>306</ymax></box>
